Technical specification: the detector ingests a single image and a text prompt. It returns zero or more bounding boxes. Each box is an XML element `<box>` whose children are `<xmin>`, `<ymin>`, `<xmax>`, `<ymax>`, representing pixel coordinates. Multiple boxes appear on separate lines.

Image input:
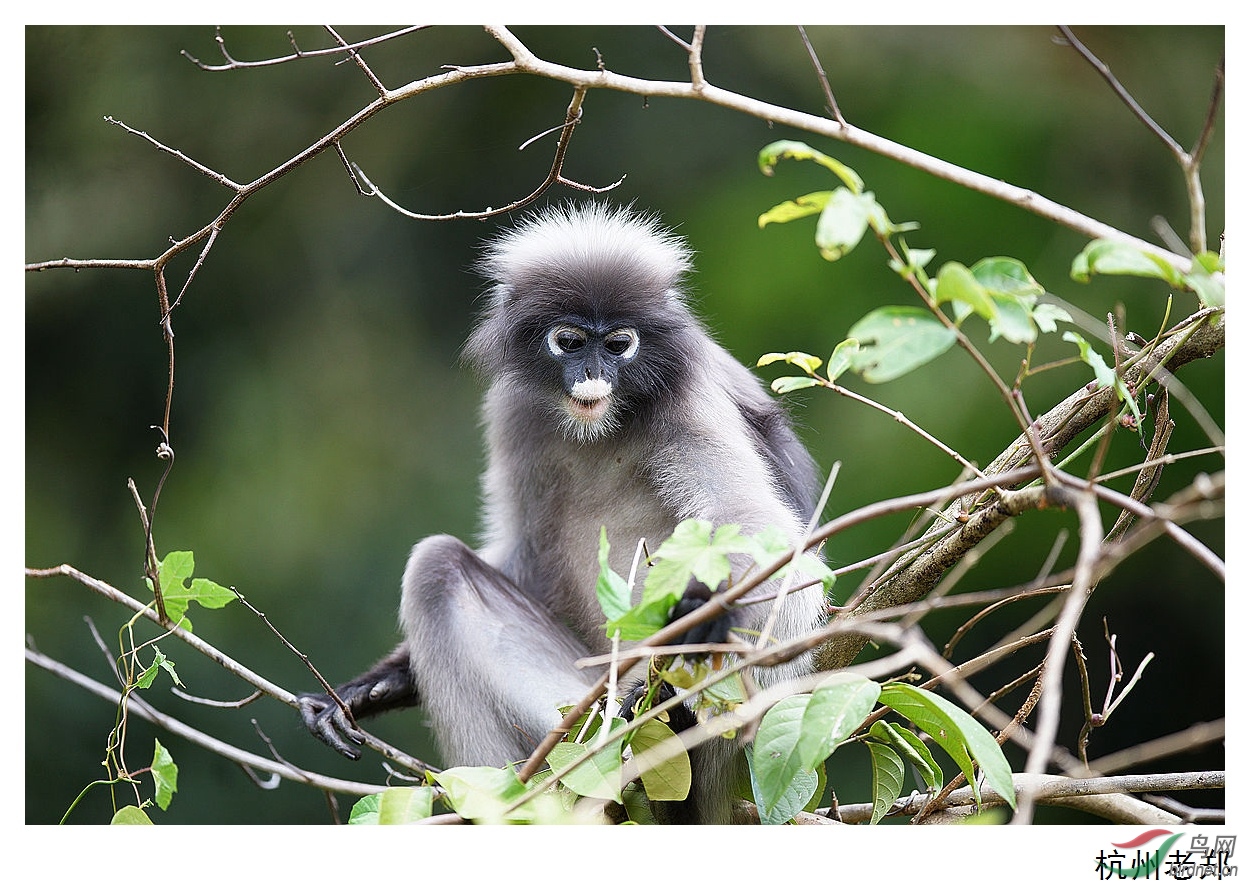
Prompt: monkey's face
<box><xmin>544</xmin><ymin>320</ymin><xmax>640</xmax><ymax>442</ymax></box>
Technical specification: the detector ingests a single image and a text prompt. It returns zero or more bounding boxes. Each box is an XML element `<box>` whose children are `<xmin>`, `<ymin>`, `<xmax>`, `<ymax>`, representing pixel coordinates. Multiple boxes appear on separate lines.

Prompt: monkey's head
<box><xmin>466</xmin><ymin>203</ymin><xmax>701</xmax><ymax>442</ymax></box>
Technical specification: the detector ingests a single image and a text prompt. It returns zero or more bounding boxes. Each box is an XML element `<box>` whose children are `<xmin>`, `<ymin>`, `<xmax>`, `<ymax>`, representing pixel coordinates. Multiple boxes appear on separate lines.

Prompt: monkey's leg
<box><xmin>400</xmin><ymin>534</ymin><xmax>598</xmax><ymax>768</ymax></box>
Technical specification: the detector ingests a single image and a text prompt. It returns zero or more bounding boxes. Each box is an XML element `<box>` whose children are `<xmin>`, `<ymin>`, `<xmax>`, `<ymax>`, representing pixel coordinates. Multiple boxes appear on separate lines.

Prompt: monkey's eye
<box><xmin>547</xmin><ymin>326</ymin><xmax>587</xmax><ymax>355</ymax></box>
<box><xmin>603</xmin><ymin>328</ymin><xmax>640</xmax><ymax>359</ymax></box>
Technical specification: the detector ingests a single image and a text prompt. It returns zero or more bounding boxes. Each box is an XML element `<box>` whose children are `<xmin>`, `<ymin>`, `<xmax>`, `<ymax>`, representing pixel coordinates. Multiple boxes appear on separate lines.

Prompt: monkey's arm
<box><xmin>297</xmin><ymin>646</ymin><xmax>420</xmax><ymax>760</ymax></box>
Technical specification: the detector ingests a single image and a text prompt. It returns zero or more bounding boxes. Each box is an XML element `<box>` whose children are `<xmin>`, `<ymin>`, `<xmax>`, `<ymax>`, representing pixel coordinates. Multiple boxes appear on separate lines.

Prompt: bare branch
<box><xmin>797</xmin><ymin>25</ymin><xmax>846</xmax><ymax>126</ymax></box>
<box><xmin>349</xmin><ymin>86</ymin><xmax>625</xmax><ymax>221</ymax></box>
<box><xmin>26</xmin><ymin>645</ymin><xmax>385</xmax><ymax>799</ymax></box>
<box><xmin>25</xmin><ymin>563</ymin><xmax>435</xmax><ymax>776</ymax></box>
<box><xmin>181</xmin><ymin>25</ymin><xmax>427</xmax><ymax>71</ymax></box>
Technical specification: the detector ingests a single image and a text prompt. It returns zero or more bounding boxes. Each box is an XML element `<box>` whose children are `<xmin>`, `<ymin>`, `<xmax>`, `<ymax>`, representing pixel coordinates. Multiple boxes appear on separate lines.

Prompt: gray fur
<box><xmin>304</xmin><ymin>203</ymin><xmax>825</xmax><ymax>824</ymax></box>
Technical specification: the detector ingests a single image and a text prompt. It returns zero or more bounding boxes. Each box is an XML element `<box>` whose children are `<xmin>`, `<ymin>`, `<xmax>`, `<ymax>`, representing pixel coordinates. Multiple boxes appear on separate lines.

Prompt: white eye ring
<box><xmin>604</xmin><ymin>328</ymin><xmax>640</xmax><ymax>360</ymax></box>
<box><xmin>547</xmin><ymin>326</ymin><xmax>587</xmax><ymax>356</ymax></box>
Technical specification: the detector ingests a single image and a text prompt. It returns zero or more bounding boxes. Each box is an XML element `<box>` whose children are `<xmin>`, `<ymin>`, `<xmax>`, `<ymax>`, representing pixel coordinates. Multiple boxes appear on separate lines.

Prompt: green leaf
<box><xmin>642</xmin><ymin>520</ymin><xmax>753</xmax><ymax>606</ymax></box>
<box><xmin>110</xmin><ymin>805</ymin><xmax>153</xmax><ymax>825</ymax></box>
<box><xmin>847</xmin><ymin>306</ymin><xmax>958</xmax><ymax>382</ymax></box>
<box><xmin>703</xmin><ymin>669</ymin><xmax>747</xmax><ymax>707</ymax></box>
<box><xmin>867</xmin><ymin>741</ymin><xmax>906</xmax><ymax>824</ymax></box>
<box><xmin>1070</xmin><ymin>238</ymin><xmax>1181</xmax><ymax>285</ymax></box>
<box><xmin>709</xmin><ymin>523</ymin><xmax>837</xmax><ymax>593</ymax></box>
<box><xmin>380</xmin><ymin>786</ymin><xmax>434</xmax><ymax>824</ymax></box>
<box><xmin>605</xmin><ymin>597</ymin><xmax>678</xmax><ymax>641</ymax></box>
<box><xmin>890</xmin><ymin>240</ymin><xmax>936</xmax><ymax>280</ymax></box>
<box><xmin>878</xmin><ymin>682</ymin><xmax>1015</xmax><ymax>810</ymax></box>
<box><xmin>1184</xmin><ymin>264</ymin><xmax>1224</xmax><ymax>308</ymax></box>
<box><xmin>146</xmin><ymin>550</ymin><xmax>238</xmax><ymax>628</ymax></box>
<box><xmin>756</xmin><ymin>350</ymin><xmax>823</xmax><ymax>375</ymax></box>
<box><xmin>151</xmin><ymin>738</ymin><xmax>178</xmax><ymax>811</ymax></box>
<box><xmin>548</xmin><ymin>729</ymin><xmax>625</xmax><ymax>803</ymax></box>
<box><xmin>825</xmin><ymin>339</ymin><xmax>860</xmax><ymax>382</ymax></box>
<box><xmin>757</xmin><ymin>191</ymin><xmax>833</xmax><ymax>227</ymax></box>
<box><xmin>1064</xmin><ymin>332</ymin><xmax>1142</xmax><ymax>426</ymax></box>
<box><xmin>797</xmin><ymin>672</ymin><xmax>881</xmax><ymax>766</ymax></box>
<box><xmin>348</xmin><ymin>793</ymin><xmax>382</xmax><ymax>824</ymax></box>
<box><xmin>869</xmin><ymin>720</ymin><xmax>943</xmax><ymax>792</ymax></box>
<box><xmin>610</xmin><ymin>519</ymin><xmax>758</xmax><ymax>641</ymax></box>
<box><xmin>751</xmin><ymin>694</ymin><xmax>813</xmax><ymax>817</ymax></box>
<box><xmin>987</xmin><ymin>294</ymin><xmax>1037</xmax><ymax>344</ymax></box>
<box><xmin>971</xmin><ymin>256</ymin><xmax>1044</xmax><ymax>297</ymax></box>
<box><xmin>595</xmin><ymin>528</ymin><xmax>631</xmax><ymax>623</ymax></box>
<box><xmin>433</xmin><ymin>766</ymin><xmax>529</xmax><ymax>822</ymax></box>
<box><xmin>135</xmin><ymin>645</ymin><xmax>182</xmax><ymax>690</ymax></box>
<box><xmin>1032</xmin><ymin>302</ymin><xmax>1073</xmax><ymax>334</ymax></box>
<box><xmin>770</xmin><ymin>376</ymin><xmax>821</xmax><ymax>394</ymax></box>
<box><xmin>935</xmin><ymin>261</ymin><xmax>995</xmax><ymax>322</ymax></box>
<box><xmin>1062</xmin><ymin>331</ymin><xmax>1116</xmax><ymax>388</ymax></box>
<box><xmin>814</xmin><ymin>187</ymin><xmax>875</xmax><ymax>261</ymax></box>
<box><xmin>757</xmin><ymin>140</ymin><xmax>864</xmax><ymax>193</ymax></box>
<box><xmin>630</xmin><ymin>718</ymin><xmax>692</xmax><ymax>802</ymax></box>
<box><xmin>746</xmin><ymin>741</ymin><xmax>820</xmax><ymax>826</ymax></box>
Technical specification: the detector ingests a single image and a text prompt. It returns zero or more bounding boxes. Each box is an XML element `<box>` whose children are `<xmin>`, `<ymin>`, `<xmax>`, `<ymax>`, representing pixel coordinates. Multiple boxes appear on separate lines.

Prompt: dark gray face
<box><xmin>544</xmin><ymin>320</ymin><xmax>640</xmax><ymax>440</ymax></box>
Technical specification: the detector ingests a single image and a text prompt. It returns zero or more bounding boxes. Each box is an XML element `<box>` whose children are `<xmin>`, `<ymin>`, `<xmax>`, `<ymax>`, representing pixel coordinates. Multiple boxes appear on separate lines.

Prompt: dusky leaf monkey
<box><xmin>299</xmin><ymin>203</ymin><xmax>825</xmax><ymax>823</ymax></box>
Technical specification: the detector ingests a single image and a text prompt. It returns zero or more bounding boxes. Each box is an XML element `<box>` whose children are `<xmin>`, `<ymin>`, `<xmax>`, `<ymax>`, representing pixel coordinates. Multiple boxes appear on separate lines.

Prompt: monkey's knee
<box><xmin>401</xmin><ymin>534</ymin><xmax>478</xmax><ymax>608</ymax></box>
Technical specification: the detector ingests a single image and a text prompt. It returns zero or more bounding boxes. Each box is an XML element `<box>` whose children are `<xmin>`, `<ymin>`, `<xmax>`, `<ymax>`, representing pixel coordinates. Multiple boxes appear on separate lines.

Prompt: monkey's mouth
<box><xmin>566</xmin><ymin>395</ymin><xmax>610</xmax><ymax>423</ymax></box>
<box><xmin>566</xmin><ymin>379</ymin><xmax>613</xmax><ymax>424</ymax></box>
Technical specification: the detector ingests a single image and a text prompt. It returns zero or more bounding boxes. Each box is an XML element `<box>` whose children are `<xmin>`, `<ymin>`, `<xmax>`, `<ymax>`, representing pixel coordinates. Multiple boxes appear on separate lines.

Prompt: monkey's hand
<box><xmin>669</xmin><ymin>580</ymin><xmax>733</xmax><ymax>649</ymax></box>
<box><xmin>297</xmin><ymin>649</ymin><xmax>419</xmax><ymax>760</ymax></box>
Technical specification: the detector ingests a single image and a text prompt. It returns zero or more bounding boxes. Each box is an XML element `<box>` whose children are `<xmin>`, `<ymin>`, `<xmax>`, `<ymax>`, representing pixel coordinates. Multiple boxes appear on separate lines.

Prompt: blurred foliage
<box><xmin>26</xmin><ymin>25</ymin><xmax>1223</xmax><ymax>824</ymax></box>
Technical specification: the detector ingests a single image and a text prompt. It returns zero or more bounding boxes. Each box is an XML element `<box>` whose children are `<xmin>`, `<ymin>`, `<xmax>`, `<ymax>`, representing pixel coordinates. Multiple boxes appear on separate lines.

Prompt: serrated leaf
<box><xmin>135</xmin><ymin>645</ymin><xmax>181</xmax><ymax>690</ymax></box>
<box><xmin>630</xmin><ymin>719</ymin><xmax>692</xmax><ymax>802</ymax></box>
<box><xmin>757</xmin><ymin>191</ymin><xmax>834</xmax><ymax>227</ymax></box>
<box><xmin>758</xmin><ymin>140</ymin><xmax>864</xmax><ymax>192</ymax></box>
<box><xmin>642</xmin><ymin>520</ymin><xmax>752</xmax><ymax>604</ymax></box>
<box><xmin>869</xmin><ymin>720</ymin><xmax>943</xmax><ymax>791</ymax></box>
<box><xmin>1032</xmin><ymin>302</ymin><xmax>1072</xmax><ymax>334</ymax></box>
<box><xmin>867</xmin><ymin>741</ymin><xmax>906</xmax><ymax>824</ymax></box>
<box><xmin>847</xmin><ymin>306</ymin><xmax>957</xmax><ymax>383</ymax></box>
<box><xmin>798</xmin><ymin>672</ymin><xmax>880</xmax><ymax>766</ymax></box>
<box><xmin>151</xmin><ymin>738</ymin><xmax>178</xmax><ymax>811</ymax></box>
<box><xmin>146</xmin><ymin>551</ymin><xmax>238</xmax><ymax>628</ymax></box>
<box><xmin>878</xmin><ymin>682</ymin><xmax>1015</xmax><ymax>810</ymax></box>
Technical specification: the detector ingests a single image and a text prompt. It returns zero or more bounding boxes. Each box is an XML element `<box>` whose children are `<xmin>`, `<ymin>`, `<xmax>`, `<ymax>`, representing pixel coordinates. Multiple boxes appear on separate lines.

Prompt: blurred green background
<box><xmin>26</xmin><ymin>25</ymin><xmax>1224</xmax><ymax>824</ymax></box>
